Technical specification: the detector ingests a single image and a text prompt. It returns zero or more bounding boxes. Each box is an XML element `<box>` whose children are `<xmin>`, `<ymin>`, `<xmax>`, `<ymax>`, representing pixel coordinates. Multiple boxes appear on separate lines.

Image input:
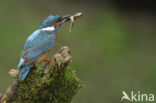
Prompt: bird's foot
<box><xmin>44</xmin><ymin>59</ymin><xmax>51</xmax><ymax>64</ymax></box>
<box><xmin>42</xmin><ymin>59</ymin><xmax>51</xmax><ymax>72</ymax></box>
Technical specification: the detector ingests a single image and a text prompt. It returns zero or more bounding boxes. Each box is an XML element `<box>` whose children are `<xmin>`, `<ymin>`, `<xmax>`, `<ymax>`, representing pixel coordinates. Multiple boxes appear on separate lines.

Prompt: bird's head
<box><xmin>39</xmin><ymin>13</ymin><xmax>82</xmax><ymax>32</ymax></box>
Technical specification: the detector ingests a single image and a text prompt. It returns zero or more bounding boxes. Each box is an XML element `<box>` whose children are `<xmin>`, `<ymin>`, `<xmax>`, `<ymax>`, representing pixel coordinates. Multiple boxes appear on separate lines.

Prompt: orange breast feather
<box><xmin>35</xmin><ymin>48</ymin><xmax>52</xmax><ymax>63</ymax></box>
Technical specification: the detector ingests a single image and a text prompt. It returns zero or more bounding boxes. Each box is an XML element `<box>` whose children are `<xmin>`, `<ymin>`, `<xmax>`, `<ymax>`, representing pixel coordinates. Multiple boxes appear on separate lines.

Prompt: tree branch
<box><xmin>0</xmin><ymin>46</ymin><xmax>82</xmax><ymax>103</ymax></box>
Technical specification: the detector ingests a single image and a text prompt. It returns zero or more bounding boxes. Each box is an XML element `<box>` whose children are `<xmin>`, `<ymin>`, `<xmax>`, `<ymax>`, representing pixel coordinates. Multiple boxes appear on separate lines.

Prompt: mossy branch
<box><xmin>0</xmin><ymin>46</ymin><xmax>82</xmax><ymax>103</ymax></box>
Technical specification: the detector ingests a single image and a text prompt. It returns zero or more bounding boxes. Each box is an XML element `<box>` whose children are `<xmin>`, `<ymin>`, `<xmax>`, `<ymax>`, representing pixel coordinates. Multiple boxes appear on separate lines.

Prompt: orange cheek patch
<box><xmin>52</xmin><ymin>22</ymin><xmax>59</xmax><ymax>27</ymax></box>
<box><xmin>52</xmin><ymin>21</ymin><xmax>63</xmax><ymax>27</ymax></box>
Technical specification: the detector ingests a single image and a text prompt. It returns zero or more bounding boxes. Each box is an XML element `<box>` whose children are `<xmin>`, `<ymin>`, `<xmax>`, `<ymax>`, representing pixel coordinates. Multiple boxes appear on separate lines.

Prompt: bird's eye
<box><xmin>57</xmin><ymin>17</ymin><xmax>62</xmax><ymax>22</ymax></box>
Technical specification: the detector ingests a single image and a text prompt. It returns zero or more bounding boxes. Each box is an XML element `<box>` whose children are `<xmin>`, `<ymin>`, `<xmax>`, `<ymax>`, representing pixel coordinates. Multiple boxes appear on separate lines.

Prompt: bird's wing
<box><xmin>19</xmin><ymin>30</ymin><xmax>56</xmax><ymax>66</ymax></box>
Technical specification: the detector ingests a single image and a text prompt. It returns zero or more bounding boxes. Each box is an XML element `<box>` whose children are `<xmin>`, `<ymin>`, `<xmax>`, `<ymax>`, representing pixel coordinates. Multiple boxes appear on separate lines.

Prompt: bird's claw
<box><xmin>42</xmin><ymin>59</ymin><xmax>51</xmax><ymax>72</ymax></box>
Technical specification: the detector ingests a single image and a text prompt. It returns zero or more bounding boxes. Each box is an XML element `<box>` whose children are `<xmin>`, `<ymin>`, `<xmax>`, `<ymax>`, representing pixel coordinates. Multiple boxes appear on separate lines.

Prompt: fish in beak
<box><xmin>59</xmin><ymin>12</ymin><xmax>83</xmax><ymax>34</ymax></box>
<box><xmin>59</xmin><ymin>12</ymin><xmax>83</xmax><ymax>23</ymax></box>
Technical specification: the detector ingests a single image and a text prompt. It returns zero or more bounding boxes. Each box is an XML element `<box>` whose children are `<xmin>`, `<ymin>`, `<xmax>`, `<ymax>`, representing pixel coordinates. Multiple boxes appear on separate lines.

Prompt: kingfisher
<box><xmin>18</xmin><ymin>13</ymin><xmax>82</xmax><ymax>81</ymax></box>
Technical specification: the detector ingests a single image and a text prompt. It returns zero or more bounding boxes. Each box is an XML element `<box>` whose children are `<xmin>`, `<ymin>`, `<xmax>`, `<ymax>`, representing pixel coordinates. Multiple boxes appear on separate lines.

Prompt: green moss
<box><xmin>8</xmin><ymin>66</ymin><xmax>82</xmax><ymax>103</ymax></box>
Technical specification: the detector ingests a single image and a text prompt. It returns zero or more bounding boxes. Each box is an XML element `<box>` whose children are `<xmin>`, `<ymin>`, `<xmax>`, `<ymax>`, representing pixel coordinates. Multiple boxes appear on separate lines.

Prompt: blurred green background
<box><xmin>0</xmin><ymin>0</ymin><xmax>156</xmax><ymax>103</ymax></box>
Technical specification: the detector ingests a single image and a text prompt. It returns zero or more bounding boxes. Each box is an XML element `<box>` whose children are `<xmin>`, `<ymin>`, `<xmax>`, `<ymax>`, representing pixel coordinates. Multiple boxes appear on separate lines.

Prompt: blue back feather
<box><xmin>23</xmin><ymin>30</ymin><xmax>56</xmax><ymax>60</ymax></box>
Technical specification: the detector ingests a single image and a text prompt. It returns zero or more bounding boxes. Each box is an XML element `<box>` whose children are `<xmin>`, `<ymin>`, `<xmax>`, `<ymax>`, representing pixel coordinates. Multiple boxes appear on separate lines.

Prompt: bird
<box><xmin>18</xmin><ymin>13</ymin><xmax>82</xmax><ymax>81</ymax></box>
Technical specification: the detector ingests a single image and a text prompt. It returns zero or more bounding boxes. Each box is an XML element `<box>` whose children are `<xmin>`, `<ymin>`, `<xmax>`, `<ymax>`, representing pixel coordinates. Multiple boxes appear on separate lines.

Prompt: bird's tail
<box><xmin>19</xmin><ymin>64</ymin><xmax>32</xmax><ymax>81</ymax></box>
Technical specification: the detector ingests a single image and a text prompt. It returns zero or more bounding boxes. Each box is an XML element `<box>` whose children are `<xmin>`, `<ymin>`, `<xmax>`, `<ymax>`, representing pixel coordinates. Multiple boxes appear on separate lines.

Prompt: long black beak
<box><xmin>59</xmin><ymin>12</ymin><xmax>83</xmax><ymax>23</ymax></box>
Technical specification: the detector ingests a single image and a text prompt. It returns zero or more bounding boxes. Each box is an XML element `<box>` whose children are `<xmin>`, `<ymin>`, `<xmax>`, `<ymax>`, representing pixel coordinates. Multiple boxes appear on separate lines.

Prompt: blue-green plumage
<box><xmin>18</xmin><ymin>12</ymin><xmax>82</xmax><ymax>81</ymax></box>
<box><xmin>18</xmin><ymin>15</ymin><xmax>61</xmax><ymax>81</ymax></box>
<box><xmin>23</xmin><ymin>30</ymin><xmax>56</xmax><ymax>60</ymax></box>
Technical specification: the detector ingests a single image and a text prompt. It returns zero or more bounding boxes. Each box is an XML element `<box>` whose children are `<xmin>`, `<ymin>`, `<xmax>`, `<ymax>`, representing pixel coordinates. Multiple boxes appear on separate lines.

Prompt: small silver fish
<box><xmin>69</xmin><ymin>12</ymin><xmax>82</xmax><ymax>34</ymax></box>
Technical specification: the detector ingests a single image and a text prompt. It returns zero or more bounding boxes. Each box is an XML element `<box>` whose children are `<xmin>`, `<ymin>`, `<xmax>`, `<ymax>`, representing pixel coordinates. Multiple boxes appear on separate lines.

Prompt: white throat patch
<box><xmin>41</xmin><ymin>26</ymin><xmax>55</xmax><ymax>31</ymax></box>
